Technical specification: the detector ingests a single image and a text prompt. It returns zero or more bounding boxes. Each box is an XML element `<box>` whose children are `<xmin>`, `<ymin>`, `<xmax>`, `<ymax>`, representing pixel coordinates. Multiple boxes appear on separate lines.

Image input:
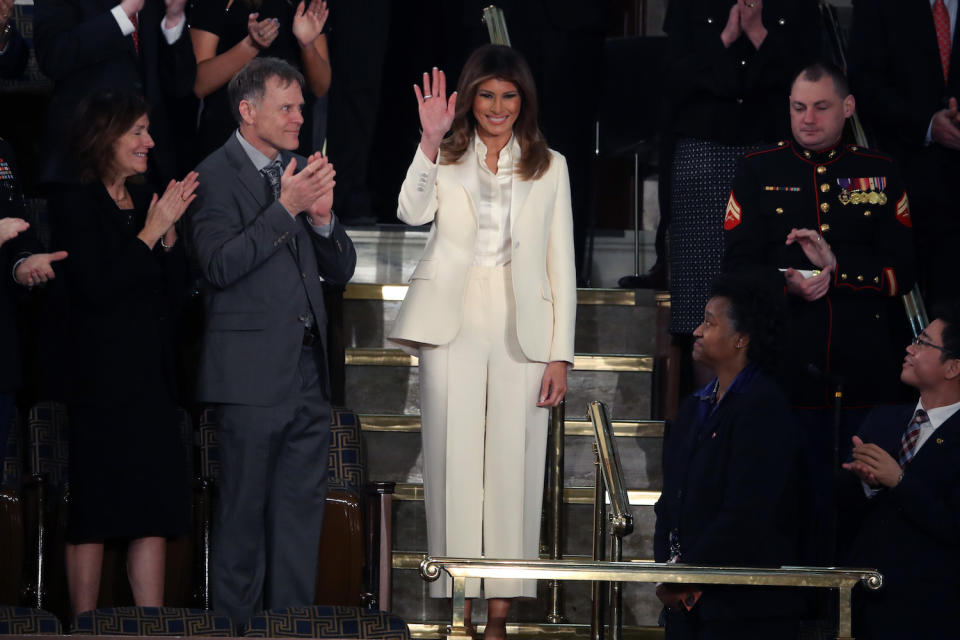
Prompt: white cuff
<box><xmin>861</xmin><ymin>480</ymin><xmax>882</xmax><ymax>499</ymax></box>
<box><xmin>161</xmin><ymin>13</ymin><xmax>185</xmax><ymax>44</ymax></box>
<box><xmin>12</xmin><ymin>256</ymin><xmax>29</xmax><ymax>286</ymax></box>
<box><xmin>308</xmin><ymin>215</ymin><xmax>334</xmax><ymax>238</ymax></box>
<box><xmin>925</xmin><ymin>116</ymin><xmax>935</xmax><ymax>146</ymax></box>
<box><xmin>111</xmin><ymin>5</ymin><xmax>136</xmax><ymax>36</ymax></box>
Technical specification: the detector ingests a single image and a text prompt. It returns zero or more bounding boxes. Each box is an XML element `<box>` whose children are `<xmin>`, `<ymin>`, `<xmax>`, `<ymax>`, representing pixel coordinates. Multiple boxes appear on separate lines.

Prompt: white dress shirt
<box><xmin>472</xmin><ymin>135</ymin><xmax>519</xmax><ymax>267</ymax></box>
<box><xmin>111</xmin><ymin>3</ymin><xmax>185</xmax><ymax>45</ymax></box>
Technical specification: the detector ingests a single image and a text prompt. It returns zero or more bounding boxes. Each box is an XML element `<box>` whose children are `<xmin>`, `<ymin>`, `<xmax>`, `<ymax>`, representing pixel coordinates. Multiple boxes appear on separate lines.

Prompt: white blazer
<box><xmin>387</xmin><ymin>142</ymin><xmax>576</xmax><ymax>364</ymax></box>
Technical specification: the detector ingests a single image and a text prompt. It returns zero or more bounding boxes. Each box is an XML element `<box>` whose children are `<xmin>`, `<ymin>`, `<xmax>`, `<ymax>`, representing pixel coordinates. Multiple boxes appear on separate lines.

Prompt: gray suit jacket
<box><xmin>190</xmin><ymin>134</ymin><xmax>356</xmax><ymax>406</ymax></box>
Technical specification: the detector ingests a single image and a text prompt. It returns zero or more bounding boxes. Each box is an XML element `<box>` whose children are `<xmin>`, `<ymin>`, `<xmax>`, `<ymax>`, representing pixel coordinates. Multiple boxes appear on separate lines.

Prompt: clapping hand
<box><xmin>842</xmin><ymin>436</ymin><xmax>903</xmax><ymax>488</ymax></box>
<box><xmin>14</xmin><ymin>251</ymin><xmax>68</xmax><ymax>287</ymax></box>
<box><xmin>0</xmin><ymin>217</ymin><xmax>29</xmax><ymax>247</ymax></box>
<box><xmin>303</xmin><ymin>152</ymin><xmax>335</xmax><ymax>226</ymax></box>
<box><xmin>415</xmin><ymin>67</ymin><xmax>457</xmax><ymax>162</ymax></box>
<box><xmin>247</xmin><ymin>13</ymin><xmax>280</xmax><ymax>50</ymax></box>
<box><xmin>932</xmin><ymin>97</ymin><xmax>960</xmax><ymax>151</ymax></box>
<box><xmin>278</xmin><ymin>155</ymin><xmax>335</xmax><ymax>216</ymax></box>
<box><xmin>139</xmin><ymin>171</ymin><xmax>199</xmax><ymax>249</ymax></box>
<box><xmin>785</xmin><ymin>227</ymin><xmax>837</xmax><ymax>271</ymax></box>
<box><xmin>292</xmin><ymin>0</ymin><xmax>328</xmax><ymax>49</ymax></box>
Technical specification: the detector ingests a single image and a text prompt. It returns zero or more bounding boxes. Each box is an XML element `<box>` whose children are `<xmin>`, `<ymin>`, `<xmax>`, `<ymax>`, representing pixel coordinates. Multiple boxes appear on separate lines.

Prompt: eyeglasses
<box><xmin>912</xmin><ymin>336</ymin><xmax>952</xmax><ymax>355</ymax></box>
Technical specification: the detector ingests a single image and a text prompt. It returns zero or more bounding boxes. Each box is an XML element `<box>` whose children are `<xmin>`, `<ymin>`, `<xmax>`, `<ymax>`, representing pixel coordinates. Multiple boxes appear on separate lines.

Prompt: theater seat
<box><xmin>0</xmin><ymin>606</ymin><xmax>62</xmax><ymax>635</ymax></box>
<box><xmin>71</xmin><ymin>606</ymin><xmax>234</xmax><ymax>636</ymax></box>
<box><xmin>241</xmin><ymin>606</ymin><xmax>409</xmax><ymax>639</ymax></box>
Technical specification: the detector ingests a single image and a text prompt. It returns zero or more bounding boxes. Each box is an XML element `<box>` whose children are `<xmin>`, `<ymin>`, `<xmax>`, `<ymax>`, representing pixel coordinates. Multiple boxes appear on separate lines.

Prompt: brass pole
<box><xmin>590</xmin><ymin>443</ymin><xmax>606</xmax><ymax>640</ymax></box>
<box><xmin>610</xmin><ymin>535</ymin><xmax>623</xmax><ymax>640</ymax></box>
<box><xmin>546</xmin><ymin>401</ymin><xmax>567</xmax><ymax>623</ymax></box>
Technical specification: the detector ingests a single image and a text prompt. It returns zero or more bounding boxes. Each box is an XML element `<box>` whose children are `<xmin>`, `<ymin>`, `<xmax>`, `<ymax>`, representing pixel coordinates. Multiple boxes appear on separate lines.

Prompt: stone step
<box><xmin>406</xmin><ymin>622</ymin><xmax>663</xmax><ymax>640</ymax></box>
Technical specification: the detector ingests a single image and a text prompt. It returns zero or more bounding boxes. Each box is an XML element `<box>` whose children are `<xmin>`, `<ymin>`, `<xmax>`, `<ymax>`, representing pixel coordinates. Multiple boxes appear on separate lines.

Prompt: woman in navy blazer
<box><xmin>654</xmin><ymin>274</ymin><xmax>804</xmax><ymax>639</ymax></box>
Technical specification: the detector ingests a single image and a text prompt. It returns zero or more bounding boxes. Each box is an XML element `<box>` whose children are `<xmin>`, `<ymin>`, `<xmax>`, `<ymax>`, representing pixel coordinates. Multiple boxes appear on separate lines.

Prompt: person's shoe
<box><xmin>618</xmin><ymin>262</ymin><xmax>666</xmax><ymax>289</ymax></box>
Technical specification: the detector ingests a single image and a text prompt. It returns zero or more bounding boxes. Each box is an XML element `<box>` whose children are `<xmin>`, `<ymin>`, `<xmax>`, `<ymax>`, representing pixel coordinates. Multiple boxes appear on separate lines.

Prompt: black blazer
<box><xmin>33</xmin><ymin>0</ymin><xmax>196</xmax><ymax>186</ymax></box>
<box><xmin>842</xmin><ymin>404</ymin><xmax>960</xmax><ymax>639</ymax></box>
<box><xmin>50</xmin><ymin>181</ymin><xmax>186</xmax><ymax>406</ymax></box>
<box><xmin>654</xmin><ymin>369</ymin><xmax>804</xmax><ymax>622</ymax></box>
<box><xmin>849</xmin><ymin>0</ymin><xmax>960</xmax><ymax>230</ymax></box>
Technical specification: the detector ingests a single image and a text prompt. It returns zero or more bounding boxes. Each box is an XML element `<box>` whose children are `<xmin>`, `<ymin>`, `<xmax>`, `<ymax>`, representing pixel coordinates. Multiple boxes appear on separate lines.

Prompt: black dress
<box><xmin>51</xmin><ymin>182</ymin><xmax>189</xmax><ymax>543</ymax></box>
<box><xmin>190</xmin><ymin>0</ymin><xmax>316</xmax><ymax>159</ymax></box>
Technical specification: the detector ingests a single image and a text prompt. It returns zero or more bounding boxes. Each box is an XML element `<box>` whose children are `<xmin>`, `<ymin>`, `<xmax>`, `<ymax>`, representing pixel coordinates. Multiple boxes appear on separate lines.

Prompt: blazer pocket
<box><xmin>410</xmin><ymin>259</ymin><xmax>438</xmax><ymax>281</ymax></box>
<box><xmin>207</xmin><ymin>311</ymin><xmax>267</xmax><ymax>331</ymax></box>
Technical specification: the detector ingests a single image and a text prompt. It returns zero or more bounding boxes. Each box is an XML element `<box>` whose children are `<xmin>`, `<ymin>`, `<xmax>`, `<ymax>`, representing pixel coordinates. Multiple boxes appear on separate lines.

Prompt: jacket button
<box><xmin>817</xmin><ymin>166</ymin><xmax>827</xmax><ymax>175</ymax></box>
<box><xmin>820</xmin><ymin>183</ymin><xmax>830</xmax><ymax>193</ymax></box>
<box><xmin>820</xmin><ymin>203</ymin><xmax>830</xmax><ymax>213</ymax></box>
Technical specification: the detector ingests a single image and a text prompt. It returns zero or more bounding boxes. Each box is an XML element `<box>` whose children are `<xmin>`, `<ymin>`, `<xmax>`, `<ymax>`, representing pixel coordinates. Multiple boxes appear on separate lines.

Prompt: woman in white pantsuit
<box><xmin>388</xmin><ymin>45</ymin><xmax>576</xmax><ymax>639</ymax></box>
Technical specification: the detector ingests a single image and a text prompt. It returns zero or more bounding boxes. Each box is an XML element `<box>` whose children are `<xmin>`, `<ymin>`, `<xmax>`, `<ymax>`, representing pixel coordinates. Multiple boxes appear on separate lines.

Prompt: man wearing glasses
<box><xmin>841</xmin><ymin>302</ymin><xmax>960</xmax><ymax>639</ymax></box>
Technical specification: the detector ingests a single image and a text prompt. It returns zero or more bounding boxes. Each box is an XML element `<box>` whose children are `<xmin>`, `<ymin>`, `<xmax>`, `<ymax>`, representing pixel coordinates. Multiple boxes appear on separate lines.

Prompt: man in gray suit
<box><xmin>190</xmin><ymin>57</ymin><xmax>356</xmax><ymax>620</ymax></box>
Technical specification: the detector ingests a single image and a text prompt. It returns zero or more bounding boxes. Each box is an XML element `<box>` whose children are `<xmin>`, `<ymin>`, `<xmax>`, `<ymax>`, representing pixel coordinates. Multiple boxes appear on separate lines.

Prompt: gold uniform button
<box><xmin>804</xmin><ymin>150</ymin><xmax>812</xmax><ymax>158</ymax></box>
<box><xmin>820</xmin><ymin>183</ymin><xmax>830</xmax><ymax>193</ymax></box>
<box><xmin>864</xmin><ymin>210</ymin><xmax>872</xmax><ymax>217</ymax></box>
<box><xmin>817</xmin><ymin>166</ymin><xmax>827</xmax><ymax>175</ymax></box>
<box><xmin>777</xmin><ymin>140</ymin><xmax>786</xmax><ymax>147</ymax></box>
<box><xmin>874</xmin><ymin>276</ymin><xmax>880</xmax><ymax>284</ymax></box>
<box><xmin>820</xmin><ymin>203</ymin><xmax>831</xmax><ymax>213</ymax></box>
<box><xmin>857</xmin><ymin>275</ymin><xmax>864</xmax><ymax>282</ymax></box>
<box><xmin>828</xmin><ymin>150</ymin><xmax>837</xmax><ymax>158</ymax></box>
<box><xmin>775</xmin><ymin>207</ymin><xmax>784</xmax><ymax>214</ymax></box>
<box><xmin>850</xmin><ymin>145</ymin><xmax>859</xmax><ymax>152</ymax></box>
<box><xmin>820</xmin><ymin>223</ymin><xmax>830</xmax><ymax>232</ymax></box>
<box><xmin>841</xmin><ymin>273</ymin><xmax>848</xmax><ymax>280</ymax></box>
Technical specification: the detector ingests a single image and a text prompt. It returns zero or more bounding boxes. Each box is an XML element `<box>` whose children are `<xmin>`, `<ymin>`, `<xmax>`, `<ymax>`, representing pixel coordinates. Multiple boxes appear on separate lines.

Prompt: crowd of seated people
<box><xmin>1</xmin><ymin>2</ymin><xmax>960</xmax><ymax>639</ymax></box>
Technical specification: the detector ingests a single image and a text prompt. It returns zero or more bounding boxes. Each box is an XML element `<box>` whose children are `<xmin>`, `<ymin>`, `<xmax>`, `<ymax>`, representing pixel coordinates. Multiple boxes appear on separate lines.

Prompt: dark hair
<box><xmin>709</xmin><ymin>273</ymin><xmax>786</xmax><ymax>373</ymax></box>
<box><xmin>792</xmin><ymin>61</ymin><xmax>851</xmax><ymax>98</ymax></box>
<box><xmin>69</xmin><ymin>89</ymin><xmax>149</xmax><ymax>184</ymax></box>
<box><xmin>931</xmin><ymin>301</ymin><xmax>960</xmax><ymax>361</ymax></box>
<box><xmin>440</xmin><ymin>44</ymin><xmax>551</xmax><ymax>180</ymax></box>
<box><xmin>228</xmin><ymin>57</ymin><xmax>305</xmax><ymax>125</ymax></box>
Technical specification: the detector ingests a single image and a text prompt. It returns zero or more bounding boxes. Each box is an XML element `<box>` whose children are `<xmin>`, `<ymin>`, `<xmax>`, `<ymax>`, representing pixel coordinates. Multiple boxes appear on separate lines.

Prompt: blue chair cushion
<box><xmin>0</xmin><ymin>606</ymin><xmax>63</xmax><ymax>635</ymax></box>
<box><xmin>242</xmin><ymin>606</ymin><xmax>410</xmax><ymax>639</ymax></box>
<box><xmin>72</xmin><ymin>606</ymin><xmax>235</xmax><ymax>636</ymax></box>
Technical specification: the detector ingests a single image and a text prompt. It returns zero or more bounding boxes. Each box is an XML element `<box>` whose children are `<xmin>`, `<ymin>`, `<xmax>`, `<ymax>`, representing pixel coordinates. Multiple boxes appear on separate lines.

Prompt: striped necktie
<box><xmin>898</xmin><ymin>409</ymin><xmax>929</xmax><ymax>467</ymax></box>
<box><xmin>934</xmin><ymin>0</ymin><xmax>952</xmax><ymax>83</ymax></box>
<box><xmin>261</xmin><ymin>160</ymin><xmax>282</xmax><ymax>201</ymax></box>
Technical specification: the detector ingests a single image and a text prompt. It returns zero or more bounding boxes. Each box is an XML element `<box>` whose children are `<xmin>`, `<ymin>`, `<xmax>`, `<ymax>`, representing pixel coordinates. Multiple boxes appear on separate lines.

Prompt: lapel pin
<box><xmin>936</xmin><ymin>438</ymin><xmax>944</xmax><ymax>445</ymax></box>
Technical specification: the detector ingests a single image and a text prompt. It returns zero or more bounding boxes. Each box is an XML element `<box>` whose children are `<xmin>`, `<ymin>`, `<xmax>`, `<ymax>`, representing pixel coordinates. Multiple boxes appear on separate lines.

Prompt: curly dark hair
<box><xmin>931</xmin><ymin>301</ymin><xmax>960</xmax><ymax>362</ymax></box>
<box><xmin>69</xmin><ymin>89</ymin><xmax>149</xmax><ymax>184</ymax></box>
<box><xmin>440</xmin><ymin>44</ymin><xmax>551</xmax><ymax>180</ymax></box>
<box><xmin>709</xmin><ymin>273</ymin><xmax>786</xmax><ymax>373</ymax></box>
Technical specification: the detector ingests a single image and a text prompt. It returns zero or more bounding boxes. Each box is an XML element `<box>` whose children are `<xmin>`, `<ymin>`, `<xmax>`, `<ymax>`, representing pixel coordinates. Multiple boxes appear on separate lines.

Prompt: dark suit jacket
<box><xmin>189</xmin><ymin>133</ymin><xmax>357</xmax><ymax>407</ymax></box>
<box><xmin>33</xmin><ymin>0</ymin><xmax>196</xmax><ymax>185</ymax></box>
<box><xmin>849</xmin><ymin>0</ymin><xmax>960</xmax><ymax>233</ymax></box>
<box><xmin>842</xmin><ymin>404</ymin><xmax>960</xmax><ymax>639</ymax></box>
<box><xmin>654</xmin><ymin>368</ymin><xmax>804</xmax><ymax>623</ymax></box>
<box><xmin>50</xmin><ymin>181</ymin><xmax>185</xmax><ymax>406</ymax></box>
<box><xmin>0</xmin><ymin>21</ymin><xmax>29</xmax><ymax>80</ymax></box>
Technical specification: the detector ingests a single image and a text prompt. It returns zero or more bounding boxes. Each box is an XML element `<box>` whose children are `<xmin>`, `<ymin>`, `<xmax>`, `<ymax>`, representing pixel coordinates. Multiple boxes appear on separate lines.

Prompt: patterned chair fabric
<box><xmin>329</xmin><ymin>409</ymin><xmax>364</xmax><ymax>490</ymax></box>
<box><xmin>0</xmin><ymin>606</ymin><xmax>63</xmax><ymax>635</ymax></box>
<box><xmin>71</xmin><ymin>606</ymin><xmax>235</xmax><ymax>636</ymax></box>
<box><xmin>2</xmin><ymin>407</ymin><xmax>22</xmax><ymax>488</ymax></box>
<box><xmin>241</xmin><ymin>606</ymin><xmax>410</xmax><ymax>639</ymax></box>
<box><xmin>198</xmin><ymin>407</ymin><xmax>221</xmax><ymax>481</ymax></box>
<box><xmin>26</xmin><ymin>402</ymin><xmax>69</xmax><ymax>487</ymax></box>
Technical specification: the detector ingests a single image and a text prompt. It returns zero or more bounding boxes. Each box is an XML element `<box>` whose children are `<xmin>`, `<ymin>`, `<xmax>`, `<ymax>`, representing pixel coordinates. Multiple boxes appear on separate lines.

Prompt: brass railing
<box><xmin>420</xmin><ymin>558</ymin><xmax>883</xmax><ymax>640</ymax></box>
<box><xmin>588</xmin><ymin>401</ymin><xmax>633</xmax><ymax>640</ymax></box>
<box><xmin>482</xmin><ymin>5</ymin><xmax>511</xmax><ymax>46</ymax></box>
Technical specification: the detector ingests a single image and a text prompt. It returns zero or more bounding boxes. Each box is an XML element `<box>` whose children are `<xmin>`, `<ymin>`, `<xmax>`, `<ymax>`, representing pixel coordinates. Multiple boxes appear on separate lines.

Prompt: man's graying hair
<box><xmin>228</xmin><ymin>57</ymin><xmax>305</xmax><ymax>125</ymax></box>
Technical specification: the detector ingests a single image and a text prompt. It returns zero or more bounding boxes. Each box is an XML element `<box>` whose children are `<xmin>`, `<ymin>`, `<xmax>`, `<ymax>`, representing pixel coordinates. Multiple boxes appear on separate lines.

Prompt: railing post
<box><xmin>609</xmin><ymin>535</ymin><xmax>623</xmax><ymax>640</ymax></box>
<box><xmin>836</xmin><ymin>586</ymin><xmax>854</xmax><ymax>640</ymax></box>
<box><xmin>450</xmin><ymin>576</ymin><xmax>470</xmax><ymax>639</ymax></box>
<box><xmin>546</xmin><ymin>400</ymin><xmax>567</xmax><ymax>624</ymax></box>
<box><xmin>590</xmin><ymin>443</ymin><xmax>606</xmax><ymax>640</ymax></box>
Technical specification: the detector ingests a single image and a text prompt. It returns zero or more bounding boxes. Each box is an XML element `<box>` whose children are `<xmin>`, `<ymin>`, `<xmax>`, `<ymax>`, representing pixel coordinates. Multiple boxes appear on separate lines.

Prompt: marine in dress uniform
<box><xmin>723</xmin><ymin>138</ymin><xmax>916</xmax><ymax>408</ymax></box>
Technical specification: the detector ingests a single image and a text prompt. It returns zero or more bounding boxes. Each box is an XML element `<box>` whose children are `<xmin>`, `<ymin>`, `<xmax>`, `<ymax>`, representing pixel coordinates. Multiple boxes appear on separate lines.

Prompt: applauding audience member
<box><xmin>51</xmin><ymin>89</ymin><xmax>196</xmax><ymax>615</ymax></box>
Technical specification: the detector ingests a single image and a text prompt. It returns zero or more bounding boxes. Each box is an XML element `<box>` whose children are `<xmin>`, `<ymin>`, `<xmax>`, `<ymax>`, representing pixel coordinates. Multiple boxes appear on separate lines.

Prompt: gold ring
<box><xmin>747</xmin><ymin>1</ymin><xmax>756</xmax><ymax>6</ymax></box>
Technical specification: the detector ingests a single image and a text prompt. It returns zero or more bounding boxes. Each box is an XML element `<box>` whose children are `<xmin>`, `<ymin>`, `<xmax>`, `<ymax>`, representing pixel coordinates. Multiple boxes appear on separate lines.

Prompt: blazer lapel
<box><xmin>450</xmin><ymin>153</ymin><xmax>480</xmax><ymax>226</ymax></box>
<box><xmin>225</xmin><ymin>135</ymin><xmax>270</xmax><ymax>220</ymax></box>
<box><xmin>510</xmin><ymin>172</ymin><xmax>535</xmax><ymax>234</ymax></box>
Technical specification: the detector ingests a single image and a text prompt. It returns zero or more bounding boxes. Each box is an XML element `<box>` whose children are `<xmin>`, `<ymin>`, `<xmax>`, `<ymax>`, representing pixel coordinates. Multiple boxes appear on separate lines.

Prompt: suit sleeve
<box><xmin>189</xmin><ymin>173</ymin><xmax>304</xmax><ymax>290</ymax></box>
<box><xmin>0</xmin><ymin>23</ymin><xmax>29</xmax><ymax>80</ymax></box>
<box><xmin>829</xmin><ymin>162</ymin><xmax>915</xmax><ymax>298</ymax></box>
<box><xmin>307</xmin><ymin>216</ymin><xmax>357</xmax><ymax>286</ymax></box>
<box><xmin>396</xmin><ymin>145</ymin><xmax>439</xmax><ymax>226</ymax></box>
<box><xmin>34</xmin><ymin>0</ymin><xmax>131</xmax><ymax>80</ymax></box>
<box><xmin>848</xmin><ymin>0</ymin><xmax>935</xmax><ymax>147</ymax></box>
<box><xmin>546</xmin><ymin>154</ymin><xmax>576</xmax><ymax>364</ymax></box>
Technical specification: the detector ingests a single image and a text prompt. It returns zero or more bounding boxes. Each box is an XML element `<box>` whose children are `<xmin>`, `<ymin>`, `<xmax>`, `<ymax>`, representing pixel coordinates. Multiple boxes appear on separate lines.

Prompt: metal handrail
<box><xmin>421</xmin><ymin>557</ymin><xmax>883</xmax><ymax>640</ymax></box>
<box><xmin>589</xmin><ymin>401</ymin><xmax>633</xmax><ymax>536</ymax></box>
<box><xmin>482</xmin><ymin>5</ymin><xmax>511</xmax><ymax>46</ymax></box>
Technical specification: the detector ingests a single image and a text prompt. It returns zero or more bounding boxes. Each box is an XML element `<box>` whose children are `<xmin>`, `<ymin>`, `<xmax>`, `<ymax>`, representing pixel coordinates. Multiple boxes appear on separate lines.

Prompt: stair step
<box><xmin>346</xmin><ymin>348</ymin><xmax>653</xmax><ymax>372</ymax></box>
<box><xmin>359</xmin><ymin>414</ymin><xmax>664</xmax><ymax>437</ymax></box>
<box><xmin>344</xmin><ymin>283</ymin><xmax>659</xmax><ymax>307</ymax></box>
<box><xmin>407</xmin><ymin>622</ymin><xmax>663</xmax><ymax>640</ymax></box>
<box><xmin>389</xmin><ymin>483</ymin><xmax>660</xmax><ymax>505</ymax></box>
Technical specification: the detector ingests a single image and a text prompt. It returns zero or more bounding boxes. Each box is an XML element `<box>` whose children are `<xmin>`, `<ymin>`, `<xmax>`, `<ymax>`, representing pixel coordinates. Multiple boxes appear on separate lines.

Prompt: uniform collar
<box><xmin>793</xmin><ymin>138</ymin><xmax>845</xmax><ymax>165</ymax></box>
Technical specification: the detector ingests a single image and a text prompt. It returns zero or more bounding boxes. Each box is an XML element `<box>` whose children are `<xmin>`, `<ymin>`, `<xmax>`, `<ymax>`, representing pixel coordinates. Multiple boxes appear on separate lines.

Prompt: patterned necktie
<box><xmin>934</xmin><ymin>0</ymin><xmax>951</xmax><ymax>84</ymax></box>
<box><xmin>130</xmin><ymin>12</ymin><xmax>140</xmax><ymax>54</ymax></box>
<box><xmin>898</xmin><ymin>409</ymin><xmax>929</xmax><ymax>467</ymax></box>
<box><xmin>261</xmin><ymin>160</ymin><xmax>282</xmax><ymax>201</ymax></box>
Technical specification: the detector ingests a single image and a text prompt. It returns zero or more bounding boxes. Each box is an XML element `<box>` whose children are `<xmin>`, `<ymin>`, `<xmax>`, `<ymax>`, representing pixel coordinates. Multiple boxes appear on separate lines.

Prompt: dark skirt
<box><xmin>67</xmin><ymin>397</ymin><xmax>190</xmax><ymax>543</ymax></box>
<box><xmin>668</xmin><ymin>138</ymin><xmax>757</xmax><ymax>335</ymax></box>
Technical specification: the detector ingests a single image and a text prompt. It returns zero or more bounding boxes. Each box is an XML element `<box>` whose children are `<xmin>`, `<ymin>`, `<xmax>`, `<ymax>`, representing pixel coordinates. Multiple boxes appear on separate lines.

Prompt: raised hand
<box><xmin>119</xmin><ymin>0</ymin><xmax>145</xmax><ymax>19</ymax></box>
<box><xmin>14</xmin><ymin>251</ymin><xmax>68</xmax><ymax>287</ymax></box>
<box><xmin>0</xmin><ymin>217</ymin><xmax>29</xmax><ymax>246</ymax></box>
<box><xmin>140</xmin><ymin>171</ymin><xmax>199</xmax><ymax>249</ymax></box>
<box><xmin>304</xmin><ymin>152</ymin><xmax>335</xmax><ymax>226</ymax></box>
<box><xmin>292</xmin><ymin>0</ymin><xmax>328</xmax><ymax>48</ymax></box>
<box><xmin>738</xmin><ymin>0</ymin><xmax>767</xmax><ymax>48</ymax></box>
<box><xmin>414</xmin><ymin>67</ymin><xmax>458</xmax><ymax>162</ymax></box>
<box><xmin>278</xmin><ymin>156</ymin><xmax>335</xmax><ymax>216</ymax></box>
<box><xmin>247</xmin><ymin>13</ymin><xmax>280</xmax><ymax>50</ymax></box>
<box><xmin>785</xmin><ymin>227</ymin><xmax>837</xmax><ymax>271</ymax></box>
<box><xmin>720</xmin><ymin>2</ymin><xmax>741</xmax><ymax>48</ymax></box>
<box><xmin>0</xmin><ymin>0</ymin><xmax>14</xmax><ymax>28</ymax></box>
<box><xmin>932</xmin><ymin>97</ymin><xmax>960</xmax><ymax>150</ymax></box>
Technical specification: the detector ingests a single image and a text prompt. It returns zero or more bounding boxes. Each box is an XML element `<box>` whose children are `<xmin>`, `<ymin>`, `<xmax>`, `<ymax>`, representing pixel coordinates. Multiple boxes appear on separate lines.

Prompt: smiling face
<box><xmin>692</xmin><ymin>296</ymin><xmax>745</xmax><ymax>370</ymax></box>
<box><xmin>239</xmin><ymin>75</ymin><xmax>305</xmax><ymax>158</ymax></box>
<box><xmin>110</xmin><ymin>114</ymin><xmax>153</xmax><ymax>180</ymax></box>
<box><xmin>472</xmin><ymin>77</ymin><xmax>521</xmax><ymax>147</ymax></box>
<box><xmin>789</xmin><ymin>75</ymin><xmax>855</xmax><ymax>152</ymax></box>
